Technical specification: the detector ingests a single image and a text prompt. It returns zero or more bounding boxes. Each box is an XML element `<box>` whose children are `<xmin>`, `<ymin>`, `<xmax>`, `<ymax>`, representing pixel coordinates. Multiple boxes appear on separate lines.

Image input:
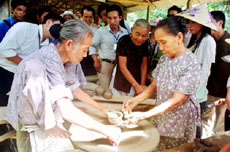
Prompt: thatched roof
<box><xmin>28</xmin><ymin>0</ymin><xmax>229</xmax><ymax>17</ymax></box>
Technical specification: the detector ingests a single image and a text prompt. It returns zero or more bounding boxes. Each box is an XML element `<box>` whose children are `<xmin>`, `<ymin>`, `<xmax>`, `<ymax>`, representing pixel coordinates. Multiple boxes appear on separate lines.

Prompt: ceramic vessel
<box><xmin>95</xmin><ymin>87</ymin><xmax>104</xmax><ymax>96</ymax></box>
<box><xmin>107</xmin><ymin>111</ymin><xmax>123</xmax><ymax>125</ymax></box>
<box><xmin>103</xmin><ymin>91</ymin><xmax>113</xmax><ymax>99</ymax></box>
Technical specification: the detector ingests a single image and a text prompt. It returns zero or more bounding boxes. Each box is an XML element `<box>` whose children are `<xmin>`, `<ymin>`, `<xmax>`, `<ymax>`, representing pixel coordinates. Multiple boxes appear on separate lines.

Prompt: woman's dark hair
<box><xmin>187</xmin><ymin>25</ymin><xmax>211</xmax><ymax>52</ymax></box>
<box><xmin>98</xmin><ymin>4</ymin><xmax>108</xmax><ymax>18</ymax></box>
<box><xmin>49</xmin><ymin>24</ymin><xmax>62</xmax><ymax>39</ymax></box>
<box><xmin>156</xmin><ymin>16</ymin><xmax>188</xmax><ymax>37</ymax></box>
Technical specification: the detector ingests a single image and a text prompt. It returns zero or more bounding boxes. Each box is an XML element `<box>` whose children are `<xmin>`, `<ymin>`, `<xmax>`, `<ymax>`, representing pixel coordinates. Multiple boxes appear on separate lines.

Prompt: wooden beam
<box><xmin>108</xmin><ymin>0</ymin><xmax>149</xmax><ymax>6</ymax></box>
<box><xmin>65</xmin><ymin>0</ymin><xmax>102</xmax><ymax>6</ymax></box>
<box><xmin>126</xmin><ymin>5</ymin><xmax>147</xmax><ymax>13</ymax></box>
<box><xmin>145</xmin><ymin>0</ymin><xmax>157</xmax><ymax>8</ymax></box>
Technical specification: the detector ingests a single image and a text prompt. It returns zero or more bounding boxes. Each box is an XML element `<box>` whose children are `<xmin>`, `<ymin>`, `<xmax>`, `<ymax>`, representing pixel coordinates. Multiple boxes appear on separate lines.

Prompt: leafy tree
<box><xmin>127</xmin><ymin>2</ymin><xmax>230</xmax><ymax>31</ymax></box>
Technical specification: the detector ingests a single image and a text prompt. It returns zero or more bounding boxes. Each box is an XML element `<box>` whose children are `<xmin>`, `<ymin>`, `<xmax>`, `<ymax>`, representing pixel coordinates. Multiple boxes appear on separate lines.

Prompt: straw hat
<box><xmin>176</xmin><ymin>4</ymin><xmax>217</xmax><ymax>31</ymax></box>
<box><xmin>60</xmin><ymin>11</ymin><xmax>77</xmax><ymax>19</ymax></box>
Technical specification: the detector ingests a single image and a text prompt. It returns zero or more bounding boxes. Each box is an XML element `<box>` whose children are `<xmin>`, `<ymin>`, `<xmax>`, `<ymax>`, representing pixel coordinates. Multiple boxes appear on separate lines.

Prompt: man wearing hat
<box><xmin>206</xmin><ymin>11</ymin><xmax>230</xmax><ymax>136</ymax></box>
<box><xmin>61</xmin><ymin>10</ymin><xmax>77</xmax><ymax>22</ymax></box>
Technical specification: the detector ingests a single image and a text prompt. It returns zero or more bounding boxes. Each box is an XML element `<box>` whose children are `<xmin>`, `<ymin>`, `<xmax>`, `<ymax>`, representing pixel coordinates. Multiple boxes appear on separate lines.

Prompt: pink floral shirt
<box><xmin>152</xmin><ymin>49</ymin><xmax>201</xmax><ymax>142</ymax></box>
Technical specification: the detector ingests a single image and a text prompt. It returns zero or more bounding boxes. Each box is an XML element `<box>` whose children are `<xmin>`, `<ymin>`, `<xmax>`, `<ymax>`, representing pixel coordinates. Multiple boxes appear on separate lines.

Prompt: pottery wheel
<box><xmin>70</xmin><ymin>102</ymin><xmax>159</xmax><ymax>152</ymax></box>
<box><xmin>70</xmin><ymin>120</ymin><xmax>159</xmax><ymax>152</ymax></box>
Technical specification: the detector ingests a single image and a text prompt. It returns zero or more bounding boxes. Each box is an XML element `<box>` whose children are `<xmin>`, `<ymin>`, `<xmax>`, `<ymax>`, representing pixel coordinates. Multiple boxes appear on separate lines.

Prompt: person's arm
<box><xmin>89</xmin><ymin>29</ymin><xmax>102</xmax><ymax>72</ymax></box>
<box><xmin>91</xmin><ymin>54</ymin><xmax>101</xmax><ymax>72</ymax></box>
<box><xmin>57</xmin><ymin>98</ymin><xmax>120</xmax><ymax>141</ymax></box>
<box><xmin>7</xmin><ymin>55</ymin><xmax>22</xmax><ymax>64</ymax></box>
<box><xmin>126</xmin><ymin>92</ymin><xmax>188</xmax><ymax>122</ymax></box>
<box><xmin>199</xmin><ymin>37</ymin><xmax>216</xmax><ymax>84</ymax></box>
<box><xmin>122</xmin><ymin>79</ymin><xmax>157</xmax><ymax>113</ymax></box>
<box><xmin>140</xmin><ymin>57</ymin><xmax>148</xmax><ymax>85</ymax></box>
<box><xmin>144</xmin><ymin>92</ymin><xmax>187</xmax><ymax>118</ymax></box>
<box><xmin>0</xmin><ymin>23</ymin><xmax>26</xmax><ymax>63</ymax></box>
<box><xmin>72</xmin><ymin>87</ymin><xmax>109</xmax><ymax>115</ymax></box>
<box><xmin>119</xmin><ymin>56</ymin><xmax>146</xmax><ymax>94</ymax></box>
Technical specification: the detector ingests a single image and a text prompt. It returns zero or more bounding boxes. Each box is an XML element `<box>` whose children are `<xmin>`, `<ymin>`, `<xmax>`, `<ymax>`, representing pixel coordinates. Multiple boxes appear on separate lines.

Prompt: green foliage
<box><xmin>127</xmin><ymin>1</ymin><xmax>230</xmax><ymax>30</ymax></box>
<box><xmin>208</xmin><ymin>1</ymin><xmax>230</xmax><ymax>31</ymax></box>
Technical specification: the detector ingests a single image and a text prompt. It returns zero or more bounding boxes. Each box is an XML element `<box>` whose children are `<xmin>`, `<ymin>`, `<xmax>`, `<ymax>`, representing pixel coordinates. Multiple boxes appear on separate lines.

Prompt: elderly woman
<box><xmin>111</xmin><ymin>19</ymin><xmax>149</xmax><ymax>96</ymax></box>
<box><xmin>5</xmin><ymin>20</ymin><xmax>119</xmax><ymax>152</ymax></box>
<box><xmin>122</xmin><ymin>17</ymin><xmax>201</xmax><ymax>151</ymax></box>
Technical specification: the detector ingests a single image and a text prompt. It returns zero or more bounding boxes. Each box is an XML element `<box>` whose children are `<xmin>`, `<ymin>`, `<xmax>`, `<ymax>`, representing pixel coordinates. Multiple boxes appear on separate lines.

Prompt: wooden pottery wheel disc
<box><xmin>70</xmin><ymin>120</ymin><xmax>159</xmax><ymax>152</ymax></box>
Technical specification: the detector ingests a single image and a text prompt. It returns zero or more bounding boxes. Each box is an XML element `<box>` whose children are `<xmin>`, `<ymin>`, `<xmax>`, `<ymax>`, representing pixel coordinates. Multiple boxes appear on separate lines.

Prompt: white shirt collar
<box><xmin>39</xmin><ymin>24</ymin><xmax>49</xmax><ymax>46</ymax></box>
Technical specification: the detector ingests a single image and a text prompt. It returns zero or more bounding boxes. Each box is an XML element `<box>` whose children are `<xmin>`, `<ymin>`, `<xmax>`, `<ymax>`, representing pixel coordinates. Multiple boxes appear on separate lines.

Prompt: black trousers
<box><xmin>225</xmin><ymin>109</ymin><xmax>230</xmax><ymax>131</ymax></box>
<box><xmin>0</xmin><ymin>67</ymin><xmax>14</xmax><ymax>106</ymax></box>
<box><xmin>0</xmin><ymin>67</ymin><xmax>16</xmax><ymax>152</ymax></box>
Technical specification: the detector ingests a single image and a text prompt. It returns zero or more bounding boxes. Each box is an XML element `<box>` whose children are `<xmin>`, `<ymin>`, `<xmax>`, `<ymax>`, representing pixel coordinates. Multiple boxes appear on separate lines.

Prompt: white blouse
<box><xmin>5</xmin><ymin>44</ymin><xmax>86</xmax><ymax>130</ymax></box>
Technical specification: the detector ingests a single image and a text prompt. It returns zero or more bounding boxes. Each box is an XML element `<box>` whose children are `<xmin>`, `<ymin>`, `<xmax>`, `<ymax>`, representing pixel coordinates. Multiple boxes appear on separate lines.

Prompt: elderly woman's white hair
<box><xmin>60</xmin><ymin>10</ymin><xmax>77</xmax><ymax>19</ymax></box>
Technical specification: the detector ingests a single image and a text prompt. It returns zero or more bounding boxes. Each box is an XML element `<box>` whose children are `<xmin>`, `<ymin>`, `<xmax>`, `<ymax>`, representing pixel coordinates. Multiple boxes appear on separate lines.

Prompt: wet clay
<box><xmin>70</xmin><ymin>120</ymin><xmax>160</xmax><ymax>152</ymax></box>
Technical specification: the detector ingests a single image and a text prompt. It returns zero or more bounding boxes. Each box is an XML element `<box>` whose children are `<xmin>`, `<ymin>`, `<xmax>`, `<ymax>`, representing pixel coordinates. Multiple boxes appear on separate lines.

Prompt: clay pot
<box><xmin>85</xmin><ymin>90</ymin><xmax>95</xmax><ymax>97</ymax></box>
<box><xmin>105</xmin><ymin>89</ymin><xmax>112</xmax><ymax>93</ymax></box>
<box><xmin>103</xmin><ymin>90</ymin><xmax>113</xmax><ymax>99</ymax></box>
<box><xmin>95</xmin><ymin>87</ymin><xmax>104</xmax><ymax>96</ymax></box>
<box><xmin>107</xmin><ymin>111</ymin><xmax>123</xmax><ymax>125</ymax></box>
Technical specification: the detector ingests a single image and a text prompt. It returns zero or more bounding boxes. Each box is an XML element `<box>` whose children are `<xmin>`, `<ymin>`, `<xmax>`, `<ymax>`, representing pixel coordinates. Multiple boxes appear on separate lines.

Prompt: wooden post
<box><xmin>147</xmin><ymin>5</ymin><xmax>151</xmax><ymax>22</ymax></box>
<box><xmin>187</xmin><ymin>0</ymin><xmax>192</xmax><ymax>9</ymax></box>
<box><xmin>123</xmin><ymin>10</ymin><xmax>128</xmax><ymax>20</ymax></box>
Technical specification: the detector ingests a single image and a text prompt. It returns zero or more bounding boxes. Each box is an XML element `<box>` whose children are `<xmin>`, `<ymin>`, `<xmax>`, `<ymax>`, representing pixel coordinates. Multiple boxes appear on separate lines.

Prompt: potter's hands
<box><xmin>94</xmin><ymin>58</ymin><xmax>101</xmax><ymax>72</ymax></box>
<box><xmin>101</xmin><ymin>108</ymin><xmax>115</xmax><ymax>116</ymax></box>
<box><xmin>122</xmin><ymin>98</ymin><xmax>139</xmax><ymax>113</ymax></box>
<box><xmin>124</xmin><ymin>112</ymin><xmax>148</xmax><ymax>124</ymax></box>
<box><xmin>45</xmin><ymin>125</ymin><xmax>71</xmax><ymax>138</ymax></box>
<box><xmin>103</xmin><ymin>126</ymin><xmax>121</xmax><ymax>144</ymax></box>
<box><xmin>134</xmin><ymin>84</ymin><xmax>147</xmax><ymax>94</ymax></box>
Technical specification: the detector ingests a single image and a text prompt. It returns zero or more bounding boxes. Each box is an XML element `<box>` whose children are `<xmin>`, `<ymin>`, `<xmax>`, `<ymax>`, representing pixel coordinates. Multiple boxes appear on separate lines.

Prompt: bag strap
<box><xmin>3</xmin><ymin>20</ymin><xmax>12</xmax><ymax>28</ymax></box>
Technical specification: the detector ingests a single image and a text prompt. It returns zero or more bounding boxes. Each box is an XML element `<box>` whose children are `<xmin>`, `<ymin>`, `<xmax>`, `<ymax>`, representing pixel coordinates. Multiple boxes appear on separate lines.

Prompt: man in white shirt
<box><xmin>89</xmin><ymin>5</ymin><xmax>128</xmax><ymax>89</ymax></box>
<box><xmin>0</xmin><ymin>13</ymin><xmax>63</xmax><ymax>106</ymax></box>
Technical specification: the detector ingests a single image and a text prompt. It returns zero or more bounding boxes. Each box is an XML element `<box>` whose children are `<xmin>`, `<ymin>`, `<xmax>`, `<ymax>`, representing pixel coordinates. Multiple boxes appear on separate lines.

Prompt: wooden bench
<box><xmin>0</xmin><ymin>107</ymin><xmax>16</xmax><ymax>142</ymax></box>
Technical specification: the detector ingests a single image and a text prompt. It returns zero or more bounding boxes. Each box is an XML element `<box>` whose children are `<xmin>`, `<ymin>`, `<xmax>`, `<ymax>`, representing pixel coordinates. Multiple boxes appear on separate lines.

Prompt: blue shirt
<box><xmin>89</xmin><ymin>25</ymin><xmax>128</xmax><ymax>61</ymax></box>
<box><xmin>0</xmin><ymin>16</ymin><xmax>16</xmax><ymax>42</ymax></box>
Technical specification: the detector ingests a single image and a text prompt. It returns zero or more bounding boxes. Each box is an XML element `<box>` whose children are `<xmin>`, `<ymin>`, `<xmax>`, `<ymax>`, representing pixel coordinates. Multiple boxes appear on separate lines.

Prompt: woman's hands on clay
<box><xmin>123</xmin><ymin>112</ymin><xmax>147</xmax><ymax>124</ymax></box>
<box><xmin>122</xmin><ymin>98</ymin><xmax>139</xmax><ymax>113</ymax></box>
<box><xmin>103</xmin><ymin>126</ymin><xmax>121</xmax><ymax>144</ymax></box>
